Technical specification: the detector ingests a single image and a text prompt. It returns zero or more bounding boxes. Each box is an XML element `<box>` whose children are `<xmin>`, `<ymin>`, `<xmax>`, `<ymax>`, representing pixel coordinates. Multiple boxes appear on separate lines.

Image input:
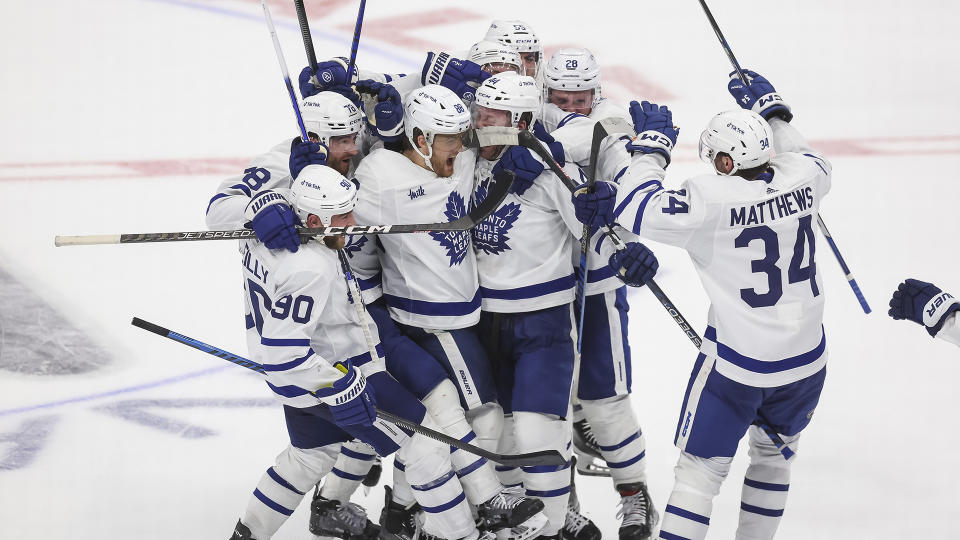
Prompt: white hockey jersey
<box><xmin>353</xmin><ymin>148</ymin><xmax>481</xmax><ymax>330</ymax></box>
<box><xmin>542</xmin><ymin>100</ymin><xmax>636</xmax><ymax>296</ymax></box>
<box><xmin>205</xmin><ymin>137</ymin><xmax>383</xmax><ymax>303</ymax></box>
<box><xmin>608</xmin><ymin>119</ymin><xmax>832</xmax><ymax>387</ymax></box>
<box><xmin>472</xmin><ymin>154</ymin><xmax>582</xmax><ymax>313</ymax></box>
<box><xmin>240</xmin><ymin>238</ymin><xmax>385</xmax><ymax>409</ymax></box>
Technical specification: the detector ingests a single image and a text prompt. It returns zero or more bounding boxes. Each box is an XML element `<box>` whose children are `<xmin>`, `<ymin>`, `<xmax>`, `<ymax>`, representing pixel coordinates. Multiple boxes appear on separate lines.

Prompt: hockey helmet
<box><xmin>698</xmin><ymin>109</ymin><xmax>773</xmax><ymax>175</ymax></box>
<box><xmin>290</xmin><ymin>164</ymin><xmax>358</xmax><ymax>225</ymax></box>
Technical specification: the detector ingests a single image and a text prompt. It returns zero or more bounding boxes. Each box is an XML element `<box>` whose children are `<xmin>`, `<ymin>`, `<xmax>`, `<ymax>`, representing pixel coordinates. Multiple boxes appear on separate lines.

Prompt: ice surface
<box><xmin>2</xmin><ymin>0</ymin><xmax>959</xmax><ymax>538</ymax></box>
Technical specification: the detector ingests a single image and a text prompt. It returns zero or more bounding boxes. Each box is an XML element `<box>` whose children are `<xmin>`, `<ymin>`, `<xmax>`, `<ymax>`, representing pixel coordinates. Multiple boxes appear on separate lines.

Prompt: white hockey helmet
<box><xmin>404</xmin><ymin>84</ymin><xmax>472</xmax><ymax>167</ymax></box>
<box><xmin>698</xmin><ymin>109</ymin><xmax>773</xmax><ymax>175</ymax></box>
<box><xmin>475</xmin><ymin>72</ymin><xmax>541</xmax><ymax>129</ymax></box>
<box><xmin>290</xmin><ymin>164</ymin><xmax>357</xmax><ymax>225</ymax></box>
<box><xmin>468</xmin><ymin>40</ymin><xmax>523</xmax><ymax>75</ymax></box>
<box><xmin>542</xmin><ymin>48</ymin><xmax>601</xmax><ymax>93</ymax></box>
<box><xmin>301</xmin><ymin>92</ymin><xmax>364</xmax><ymax>146</ymax></box>
<box><xmin>484</xmin><ymin>20</ymin><xmax>542</xmax><ymax>75</ymax></box>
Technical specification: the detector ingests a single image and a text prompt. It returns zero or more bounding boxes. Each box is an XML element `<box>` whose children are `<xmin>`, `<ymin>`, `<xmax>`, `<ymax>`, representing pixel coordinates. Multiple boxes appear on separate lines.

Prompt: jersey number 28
<box><xmin>734</xmin><ymin>214</ymin><xmax>818</xmax><ymax>308</ymax></box>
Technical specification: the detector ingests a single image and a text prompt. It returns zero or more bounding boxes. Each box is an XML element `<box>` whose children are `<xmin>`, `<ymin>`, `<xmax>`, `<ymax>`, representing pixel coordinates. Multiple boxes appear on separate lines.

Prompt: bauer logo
<box><xmin>681</xmin><ymin>411</ymin><xmax>693</xmax><ymax>437</ymax></box>
<box><xmin>927</xmin><ymin>292</ymin><xmax>955</xmax><ymax>317</ymax></box>
<box><xmin>458</xmin><ymin>370</ymin><xmax>474</xmax><ymax>395</ymax></box>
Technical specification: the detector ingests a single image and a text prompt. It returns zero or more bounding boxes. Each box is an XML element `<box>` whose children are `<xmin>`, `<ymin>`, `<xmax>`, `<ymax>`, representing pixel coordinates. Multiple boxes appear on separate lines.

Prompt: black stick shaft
<box><xmin>293</xmin><ymin>0</ymin><xmax>319</xmax><ymax>71</ymax></box>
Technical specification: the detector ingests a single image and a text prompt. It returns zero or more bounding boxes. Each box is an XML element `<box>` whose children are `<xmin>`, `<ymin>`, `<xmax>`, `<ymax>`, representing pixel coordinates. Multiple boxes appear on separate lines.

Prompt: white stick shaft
<box><xmin>55</xmin><ymin>234</ymin><xmax>121</xmax><ymax>246</ymax></box>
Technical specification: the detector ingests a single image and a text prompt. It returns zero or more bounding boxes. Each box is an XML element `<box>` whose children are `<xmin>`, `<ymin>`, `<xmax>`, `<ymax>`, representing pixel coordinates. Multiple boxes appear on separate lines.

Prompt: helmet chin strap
<box><xmin>410</xmin><ymin>133</ymin><xmax>436</xmax><ymax>172</ymax></box>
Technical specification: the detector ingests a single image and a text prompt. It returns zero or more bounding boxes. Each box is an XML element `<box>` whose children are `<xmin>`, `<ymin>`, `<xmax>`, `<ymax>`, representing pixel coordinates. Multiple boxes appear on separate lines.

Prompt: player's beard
<box><xmin>429</xmin><ymin>151</ymin><xmax>457</xmax><ymax>178</ymax></box>
<box><xmin>323</xmin><ymin>236</ymin><xmax>346</xmax><ymax>250</ymax></box>
<box><xmin>329</xmin><ymin>154</ymin><xmax>351</xmax><ymax>176</ymax></box>
<box><xmin>480</xmin><ymin>144</ymin><xmax>504</xmax><ymax>161</ymax></box>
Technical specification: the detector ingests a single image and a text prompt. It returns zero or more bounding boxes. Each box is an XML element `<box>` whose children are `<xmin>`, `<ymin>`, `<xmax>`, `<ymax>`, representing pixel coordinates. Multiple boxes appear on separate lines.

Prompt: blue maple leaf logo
<box><xmin>428</xmin><ymin>192</ymin><xmax>470</xmax><ymax>266</ymax></box>
<box><xmin>343</xmin><ymin>235</ymin><xmax>368</xmax><ymax>259</ymax></box>
<box><xmin>472</xmin><ymin>181</ymin><xmax>520</xmax><ymax>255</ymax></box>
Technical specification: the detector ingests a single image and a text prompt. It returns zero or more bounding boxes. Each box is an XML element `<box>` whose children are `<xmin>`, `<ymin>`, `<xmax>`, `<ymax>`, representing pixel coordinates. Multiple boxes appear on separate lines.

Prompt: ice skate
<box><xmin>310</xmin><ymin>489</ymin><xmax>380</xmax><ymax>539</ymax></box>
<box><xmin>572</xmin><ymin>420</ymin><xmax>611</xmax><ymax>477</ymax></box>
<box><xmin>616</xmin><ymin>482</ymin><xmax>658</xmax><ymax>540</ymax></box>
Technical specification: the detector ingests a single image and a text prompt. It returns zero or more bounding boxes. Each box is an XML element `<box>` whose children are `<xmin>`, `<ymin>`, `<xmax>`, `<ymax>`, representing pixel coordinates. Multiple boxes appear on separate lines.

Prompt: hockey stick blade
<box><xmin>131</xmin><ymin>316</ymin><xmax>564</xmax><ymax>467</ymax></box>
<box><xmin>54</xmin><ymin>170</ymin><xmax>515</xmax><ymax>246</ymax></box>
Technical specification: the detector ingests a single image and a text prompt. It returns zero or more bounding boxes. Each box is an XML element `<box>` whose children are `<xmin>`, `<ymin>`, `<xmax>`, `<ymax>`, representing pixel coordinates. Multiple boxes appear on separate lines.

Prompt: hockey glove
<box><xmin>727</xmin><ymin>69</ymin><xmax>793</xmax><ymax>122</ymax></box>
<box><xmin>289</xmin><ymin>137</ymin><xmax>329</xmax><ymax>180</ymax></box>
<box><xmin>888</xmin><ymin>279</ymin><xmax>960</xmax><ymax>337</ymax></box>
<box><xmin>626</xmin><ymin>101</ymin><xmax>679</xmax><ymax>166</ymax></box>
<box><xmin>244</xmin><ymin>190</ymin><xmax>300</xmax><ymax>253</ymax></box>
<box><xmin>355</xmin><ymin>80</ymin><xmax>404</xmax><ymax>142</ymax></box>
<box><xmin>421</xmin><ymin>52</ymin><xmax>490</xmax><ymax>102</ymax></box>
<box><xmin>533</xmin><ymin>121</ymin><xmax>565</xmax><ymax>167</ymax></box>
<box><xmin>572</xmin><ymin>181</ymin><xmax>618</xmax><ymax>229</ymax></box>
<box><xmin>609</xmin><ymin>242</ymin><xmax>659</xmax><ymax>288</ymax></box>
<box><xmin>493</xmin><ymin>146</ymin><xmax>544</xmax><ymax>196</ymax></box>
<box><xmin>299</xmin><ymin>57</ymin><xmax>359</xmax><ymax>99</ymax></box>
<box><xmin>315</xmin><ymin>361</ymin><xmax>377</xmax><ymax>428</ymax></box>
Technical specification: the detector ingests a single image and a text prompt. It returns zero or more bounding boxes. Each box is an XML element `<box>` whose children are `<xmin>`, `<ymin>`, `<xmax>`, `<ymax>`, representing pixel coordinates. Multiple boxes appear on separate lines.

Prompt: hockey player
<box><xmin>471</xmin><ymin>72</ymin><xmax>585</xmax><ymax>540</ymax></box>
<box><xmin>889</xmin><ymin>279</ymin><xmax>960</xmax><ymax>347</ymax></box>
<box><xmin>484</xmin><ymin>20</ymin><xmax>543</xmax><ymax>80</ymax></box>
<box><xmin>573</xmin><ymin>70</ymin><xmax>830</xmax><ymax>540</ymax></box>
<box><xmin>352</xmin><ymin>83</ymin><xmax>547</xmax><ymax>539</ymax></box>
<box><xmin>536</xmin><ymin>47</ymin><xmax>660</xmax><ymax>540</ymax></box>
<box><xmin>228</xmin><ymin>165</ymin><xmax>489</xmax><ymax>540</ymax></box>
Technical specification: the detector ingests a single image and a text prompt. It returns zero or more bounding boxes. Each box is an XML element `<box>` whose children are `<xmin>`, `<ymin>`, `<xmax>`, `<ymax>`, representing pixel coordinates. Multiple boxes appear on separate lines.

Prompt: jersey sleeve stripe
<box><xmin>586</xmin><ymin>265</ymin><xmax>616</xmax><ymax>283</ymax></box>
<box><xmin>631</xmin><ymin>185</ymin><xmax>665</xmax><ymax>234</ymax></box>
<box><xmin>265</xmin><ymin>381</ymin><xmax>313</xmax><ymax>398</ymax></box>
<box><xmin>614</xmin><ymin>180</ymin><xmax>661</xmax><ymax>218</ymax></box>
<box><xmin>357</xmin><ymin>273</ymin><xmax>383</xmax><ymax>291</ymax></box>
<box><xmin>206</xmin><ymin>193</ymin><xmax>230</xmax><ymax>215</ymax></box>
<box><xmin>262</xmin><ymin>350</ymin><xmax>314</xmax><ymax>372</ymax></box>
<box><xmin>557</xmin><ymin>112</ymin><xmax>587</xmax><ymax>128</ymax></box>
<box><xmin>260</xmin><ymin>337</ymin><xmax>312</xmax><ymax>347</ymax></box>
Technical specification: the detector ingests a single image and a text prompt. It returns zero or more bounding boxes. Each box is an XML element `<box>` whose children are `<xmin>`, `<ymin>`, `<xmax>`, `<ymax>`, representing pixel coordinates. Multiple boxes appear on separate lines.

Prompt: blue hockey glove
<box><xmin>727</xmin><ymin>69</ymin><xmax>793</xmax><ymax>122</ymax></box>
<box><xmin>626</xmin><ymin>101</ymin><xmax>679</xmax><ymax>166</ymax></box>
<box><xmin>609</xmin><ymin>242</ymin><xmax>659</xmax><ymax>288</ymax></box>
<box><xmin>493</xmin><ymin>146</ymin><xmax>544</xmax><ymax>196</ymax></box>
<box><xmin>571</xmin><ymin>181</ymin><xmax>617</xmax><ymax>229</ymax></box>
<box><xmin>289</xmin><ymin>137</ymin><xmax>329</xmax><ymax>180</ymax></box>
<box><xmin>355</xmin><ymin>80</ymin><xmax>404</xmax><ymax>142</ymax></box>
<box><xmin>243</xmin><ymin>190</ymin><xmax>300</xmax><ymax>253</ymax></box>
<box><xmin>532</xmin><ymin>121</ymin><xmax>565</xmax><ymax>167</ymax></box>
<box><xmin>889</xmin><ymin>278</ymin><xmax>960</xmax><ymax>337</ymax></box>
<box><xmin>299</xmin><ymin>57</ymin><xmax>358</xmax><ymax>99</ymax></box>
<box><xmin>421</xmin><ymin>52</ymin><xmax>490</xmax><ymax>102</ymax></box>
<box><xmin>315</xmin><ymin>361</ymin><xmax>377</xmax><ymax>427</ymax></box>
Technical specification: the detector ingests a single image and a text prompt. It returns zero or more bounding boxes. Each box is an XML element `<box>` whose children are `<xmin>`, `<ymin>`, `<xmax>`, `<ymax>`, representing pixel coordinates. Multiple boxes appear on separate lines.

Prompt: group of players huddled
<box><xmin>206</xmin><ymin>17</ymin><xmax>960</xmax><ymax>540</ymax></box>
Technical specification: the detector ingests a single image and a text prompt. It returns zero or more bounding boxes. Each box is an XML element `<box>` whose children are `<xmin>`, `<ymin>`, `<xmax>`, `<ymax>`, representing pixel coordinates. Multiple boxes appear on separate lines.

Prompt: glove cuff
<box><xmin>315</xmin><ymin>366</ymin><xmax>367</xmax><ymax>405</ymax></box>
<box><xmin>244</xmin><ymin>190</ymin><xmax>289</xmax><ymax>221</ymax></box>
<box><xmin>422</xmin><ymin>52</ymin><xmax>452</xmax><ymax>86</ymax></box>
<box><xmin>923</xmin><ymin>293</ymin><xmax>960</xmax><ymax>337</ymax></box>
<box><xmin>626</xmin><ymin>131</ymin><xmax>674</xmax><ymax>165</ymax></box>
<box><xmin>751</xmin><ymin>92</ymin><xmax>793</xmax><ymax>122</ymax></box>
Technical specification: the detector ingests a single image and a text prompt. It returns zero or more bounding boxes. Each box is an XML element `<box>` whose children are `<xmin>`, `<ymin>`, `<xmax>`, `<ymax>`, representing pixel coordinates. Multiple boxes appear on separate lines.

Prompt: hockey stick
<box><xmin>54</xmin><ymin>172</ymin><xmax>513</xmax><ymax>246</ymax></box>
<box><xmin>293</xmin><ymin>0</ymin><xmax>319</xmax><ymax>73</ymax></box>
<box><xmin>130</xmin><ymin>317</ymin><xmax>565</xmax><ymax>467</ymax></box>
<box><xmin>695</xmin><ymin>0</ymin><xmax>871</xmax><ymax>314</ymax></box>
<box><xmin>345</xmin><ymin>0</ymin><xmax>366</xmax><ymax>83</ymax></box>
<box><xmin>519</xmin><ymin>126</ymin><xmax>795</xmax><ymax>458</ymax></box>
<box><xmin>574</xmin><ymin>123</ymin><xmax>607</xmax><ymax>354</ymax></box>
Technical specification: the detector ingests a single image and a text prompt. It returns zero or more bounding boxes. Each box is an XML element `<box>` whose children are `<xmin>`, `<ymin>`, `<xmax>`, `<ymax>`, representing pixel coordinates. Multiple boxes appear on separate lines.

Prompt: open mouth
<box><xmin>446</xmin><ymin>156</ymin><xmax>455</xmax><ymax>169</ymax></box>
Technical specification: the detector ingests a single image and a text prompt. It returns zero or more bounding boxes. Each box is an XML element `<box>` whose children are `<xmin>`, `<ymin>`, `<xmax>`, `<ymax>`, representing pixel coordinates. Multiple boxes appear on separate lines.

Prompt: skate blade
<box><xmin>495</xmin><ymin>513</ymin><xmax>548</xmax><ymax>540</ymax></box>
<box><xmin>575</xmin><ymin>457</ymin><xmax>611</xmax><ymax>478</ymax></box>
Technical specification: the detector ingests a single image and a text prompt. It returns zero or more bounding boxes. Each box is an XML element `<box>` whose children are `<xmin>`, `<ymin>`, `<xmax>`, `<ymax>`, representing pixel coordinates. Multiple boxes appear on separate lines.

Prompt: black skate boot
<box><xmin>310</xmin><ymin>487</ymin><xmax>380</xmax><ymax>539</ymax></box>
<box><xmin>572</xmin><ymin>420</ymin><xmax>610</xmax><ymax>477</ymax></box>
<box><xmin>478</xmin><ymin>486</ymin><xmax>546</xmax><ymax>532</ymax></box>
<box><xmin>563</xmin><ymin>462</ymin><xmax>601</xmax><ymax>540</ymax></box>
<box><xmin>363</xmin><ymin>456</ymin><xmax>383</xmax><ymax>488</ymax></box>
<box><xmin>229</xmin><ymin>519</ymin><xmax>255</xmax><ymax>540</ymax></box>
<box><xmin>379</xmin><ymin>485</ymin><xmax>438</xmax><ymax>540</ymax></box>
<box><xmin>616</xmin><ymin>482</ymin><xmax>658</xmax><ymax>540</ymax></box>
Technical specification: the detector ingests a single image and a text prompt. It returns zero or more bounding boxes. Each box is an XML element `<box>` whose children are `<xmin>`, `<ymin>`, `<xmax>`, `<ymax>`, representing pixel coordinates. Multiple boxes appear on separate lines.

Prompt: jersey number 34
<box><xmin>735</xmin><ymin>214</ymin><xmax>818</xmax><ymax>308</ymax></box>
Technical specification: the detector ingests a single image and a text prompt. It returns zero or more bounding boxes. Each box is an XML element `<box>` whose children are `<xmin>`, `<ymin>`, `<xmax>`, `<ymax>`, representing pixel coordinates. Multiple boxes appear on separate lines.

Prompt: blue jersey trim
<box><xmin>632</xmin><ymin>185</ymin><xmax>665</xmax><ymax>234</ymax></box>
<box><xmin>357</xmin><ymin>273</ymin><xmax>382</xmax><ymax>292</ymax></box>
<box><xmin>267</xmin><ymin>467</ymin><xmax>306</xmax><ymax>495</ymax></box>
<box><xmin>266</xmin><ymin>381</ymin><xmax>312</xmax><ymax>398</ymax></box>
<box><xmin>339</xmin><ymin>446</ymin><xmax>376</xmax><ymax>461</ymax></box>
<box><xmin>456</xmin><ymin>457</ymin><xmax>487</xmax><ymax>478</ymax></box>
<box><xmin>253</xmin><ymin>488</ymin><xmax>294</xmax><ymax>516</ymax></box>
<box><xmin>743</xmin><ymin>478</ymin><xmax>790</xmax><ymax>492</ymax></box>
<box><xmin>245</xmin><ymin>313</ymin><xmax>255</xmax><ymax>330</ymax></box>
<box><xmin>598</xmin><ymin>431</ymin><xmax>640</xmax><ymax>452</ymax></box>
<box><xmin>587</xmin><ymin>266</ymin><xmax>616</xmax><ymax>284</ymax></box>
<box><xmin>480</xmin><ymin>273</ymin><xmax>576</xmax><ymax>301</ymax></box>
<box><xmin>261</xmin><ymin>337</ymin><xmax>312</xmax><ymax>347</ymax></box>
<box><xmin>206</xmin><ymin>192</ymin><xmax>229</xmax><ymax>215</ymax></box>
<box><xmin>614</xmin><ymin>180</ymin><xmax>661</xmax><ymax>219</ymax></box>
<box><xmin>705</xmin><ymin>326</ymin><xmax>826</xmax><ymax>374</ymax></box>
<box><xmin>450</xmin><ymin>431</ymin><xmax>477</xmax><ymax>453</ymax></box>
<box><xmin>557</xmin><ymin>112</ymin><xmax>587</xmax><ymax>128</ymax></box>
<box><xmin>383</xmin><ymin>290</ymin><xmax>481</xmax><ymax>317</ymax></box>
<box><xmin>263</xmin><ymin>350</ymin><xmax>314</xmax><ymax>372</ymax></box>
<box><xmin>331</xmin><ymin>467</ymin><xmax>366</xmax><ymax>481</ymax></box>
<box><xmin>525</xmin><ymin>486</ymin><xmax>571</xmax><ymax>498</ymax></box>
<box><xmin>740</xmin><ymin>502</ymin><xmax>784</xmax><ymax>517</ymax></box>
<box><xmin>420</xmin><ymin>492</ymin><xmax>466</xmax><ymax>513</ymax></box>
<box><xmin>607</xmin><ymin>450</ymin><xmax>645</xmax><ymax>469</ymax></box>
<box><xmin>348</xmin><ymin>344</ymin><xmax>384</xmax><ymax>367</ymax></box>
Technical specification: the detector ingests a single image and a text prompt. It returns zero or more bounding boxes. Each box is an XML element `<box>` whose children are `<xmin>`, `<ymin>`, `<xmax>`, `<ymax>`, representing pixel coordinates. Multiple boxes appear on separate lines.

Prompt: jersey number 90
<box><xmin>734</xmin><ymin>214</ymin><xmax>818</xmax><ymax>308</ymax></box>
<box><xmin>247</xmin><ymin>279</ymin><xmax>315</xmax><ymax>334</ymax></box>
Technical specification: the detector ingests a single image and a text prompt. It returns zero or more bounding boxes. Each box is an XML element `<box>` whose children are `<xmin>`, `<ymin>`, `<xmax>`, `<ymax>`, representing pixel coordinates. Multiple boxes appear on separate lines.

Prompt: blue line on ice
<box><xmin>0</xmin><ymin>365</ymin><xmax>231</xmax><ymax>417</ymax></box>
<box><xmin>142</xmin><ymin>0</ymin><xmax>419</xmax><ymax>69</ymax></box>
